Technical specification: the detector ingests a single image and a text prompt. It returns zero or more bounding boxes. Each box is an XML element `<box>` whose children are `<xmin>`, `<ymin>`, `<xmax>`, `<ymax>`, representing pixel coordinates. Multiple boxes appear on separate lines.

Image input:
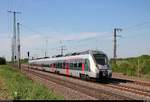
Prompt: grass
<box><xmin>0</xmin><ymin>65</ymin><xmax>64</xmax><ymax>100</ymax></box>
<box><xmin>0</xmin><ymin>76</ymin><xmax>12</xmax><ymax>99</ymax></box>
<box><xmin>111</xmin><ymin>55</ymin><xmax>150</xmax><ymax>78</ymax></box>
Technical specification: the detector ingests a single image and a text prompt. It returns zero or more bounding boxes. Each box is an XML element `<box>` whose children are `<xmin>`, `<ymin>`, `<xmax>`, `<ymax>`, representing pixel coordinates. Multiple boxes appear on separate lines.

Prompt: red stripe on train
<box><xmin>82</xmin><ymin>63</ymin><xmax>85</xmax><ymax>74</ymax></box>
<box><xmin>66</xmin><ymin>63</ymin><xmax>69</xmax><ymax>76</ymax></box>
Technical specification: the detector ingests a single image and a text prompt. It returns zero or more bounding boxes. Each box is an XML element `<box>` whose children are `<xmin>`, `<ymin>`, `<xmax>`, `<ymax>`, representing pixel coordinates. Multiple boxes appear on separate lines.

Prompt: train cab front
<box><xmin>93</xmin><ymin>53</ymin><xmax>112</xmax><ymax>79</ymax></box>
<box><xmin>97</xmin><ymin>65</ymin><xmax>112</xmax><ymax>79</ymax></box>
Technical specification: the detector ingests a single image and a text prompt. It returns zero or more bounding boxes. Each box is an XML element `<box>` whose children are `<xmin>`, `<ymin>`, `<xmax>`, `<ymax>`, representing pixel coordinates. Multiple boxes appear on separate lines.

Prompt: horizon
<box><xmin>4</xmin><ymin>52</ymin><xmax>150</xmax><ymax>62</ymax></box>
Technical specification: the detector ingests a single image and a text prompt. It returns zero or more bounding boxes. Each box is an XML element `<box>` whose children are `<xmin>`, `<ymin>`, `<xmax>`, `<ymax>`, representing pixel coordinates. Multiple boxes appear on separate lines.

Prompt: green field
<box><xmin>111</xmin><ymin>55</ymin><xmax>150</xmax><ymax>78</ymax></box>
<box><xmin>0</xmin><ymin>65</ymin><xmax>64</xmax><ymax>100</ymax></box>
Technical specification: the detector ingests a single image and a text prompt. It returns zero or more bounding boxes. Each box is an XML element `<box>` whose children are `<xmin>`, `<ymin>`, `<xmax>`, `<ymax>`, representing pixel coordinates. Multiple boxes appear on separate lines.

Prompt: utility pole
<box><xmin>8</xmin><ymin>11</ymin><xmax>21</xmax><ymax>64</ymax></box>
<box><xmin>113</xmin><ymin>28</ymin><xmax>122</xmax><ymax>65</ymax></box>
<box><xmin>45</xmin><ymin>39</ymin><xmax>48</xmax><ymax>57</ymax></box>
<box><xmin>17</xmin><ymin>23</ymin><xmax>21</xmax><ymax>69</ymax></box>
<box><xmin>60</xmin><ymin>40</ymin><xmax>67</xmax><ymax>56</ymax></box>
<box><xmin>138</xmin><ymin>58</ymin><xmax>140</xmax><ymax>78</ymax></box>
<box><xmin>61</xmin><ymin>45</ymin><xmax>66</xmax><ymax>56</ymax></box>
<box><xmin>27</xmin><ymin>51</ymin><xmax>30</xmax><ymax>70</ymax></box>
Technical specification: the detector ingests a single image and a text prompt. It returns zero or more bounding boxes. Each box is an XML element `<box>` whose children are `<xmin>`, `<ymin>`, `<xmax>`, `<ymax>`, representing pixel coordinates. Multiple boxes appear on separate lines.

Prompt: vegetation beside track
<box><xmin>111</xmin><ymin>55</ymin><xmax>150</xmax><ymax>78</ymax></box>
<box><xmin>0</xmin><ymin>57</ymin><xmax>6</xmax><ymax>65</ymax></box>
<box><xmin>0</xmin><ymin>75</ymin><xmax>12</xmax><ymax>99</ymax></box>
<box><xmin>0</xmin><ymin>65</ymin><xmax>64</xmax><ymax>100</ymax></box>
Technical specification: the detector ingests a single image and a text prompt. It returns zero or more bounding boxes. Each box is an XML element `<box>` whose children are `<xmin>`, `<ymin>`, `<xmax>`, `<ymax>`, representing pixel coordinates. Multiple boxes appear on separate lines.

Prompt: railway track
<box><xmin>22</xmin><ymin>67</ymin><xmax>132</xmax><ymax>100</ymax></box>
<box><xmin>93</xmin><ymin>77</ymin><xmax>150</xmax><ymax>100</ymax></box>
<box><xmin>20</xmin><ymin>65</ymin><xmax>150</xmax><ymax>100</ymax></box>
<box><xmin>106</xmin><ymin>84</ymin><xmax>150</xmax><ymax>99</ymax></box>
<box><xmin>95</xmin><ymin>78</ymin><xmax>150</xmax><ymax>100</ymax></box>
<box><xmin>110</xmin><ymin>78</ymin><xmax>150</xmax><ymax>87</ymax></box>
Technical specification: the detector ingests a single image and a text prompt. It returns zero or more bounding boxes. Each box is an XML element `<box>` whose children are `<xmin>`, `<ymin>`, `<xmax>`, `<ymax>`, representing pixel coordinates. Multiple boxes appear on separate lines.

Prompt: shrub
<box><xmin>111</xmin><ymin>55</ymin><xmax>150</xmax><ymax>77</ymax></box>
<box><xmin>0</xmin><ymin>57</ymin><xmax>6</xmax><ymax>65</ymax></box>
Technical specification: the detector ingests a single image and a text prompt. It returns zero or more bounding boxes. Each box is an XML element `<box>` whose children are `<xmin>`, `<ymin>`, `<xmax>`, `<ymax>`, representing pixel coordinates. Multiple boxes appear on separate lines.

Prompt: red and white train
<box><xmin>28</xmin><ymin>50</ymin><xmax>112</xmax><ymax>79</ymax></box>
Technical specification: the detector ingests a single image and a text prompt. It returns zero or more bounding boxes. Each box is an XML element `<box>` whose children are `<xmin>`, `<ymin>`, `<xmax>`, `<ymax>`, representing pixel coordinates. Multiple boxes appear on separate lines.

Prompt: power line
<box><xmin>21</xmin><ymin>24</ymin><xmax>45</xmax><ymax>35</ymax></box>
<box><xmin>117</xmin><ymin>21</ymin><xmax>150</xmax><ymax>40</ymax></box>
<box><xmin>22</xmin><ymin>24</ymin><xmax>113</xmax><ymax>43</ymax></box>
<box><xmin>123</xmin><ymin>21</ymin><xmax>150</xmax><ymax>32</ymax></box>
<box><xmin>21</xmin><ymin>24</ymin><xmax>109</xmax><ymax>56</ymax></box>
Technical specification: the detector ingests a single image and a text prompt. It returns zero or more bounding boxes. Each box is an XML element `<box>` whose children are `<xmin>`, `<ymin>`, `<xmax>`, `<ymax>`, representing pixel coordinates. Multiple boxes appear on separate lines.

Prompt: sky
<box><xmin>0</xmin><ymin>0</ymin><xmax>150</xmax><ymax>61</ymax></box>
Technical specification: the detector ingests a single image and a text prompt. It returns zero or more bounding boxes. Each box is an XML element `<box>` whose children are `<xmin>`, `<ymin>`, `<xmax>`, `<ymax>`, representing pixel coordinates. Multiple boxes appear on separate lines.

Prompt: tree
<box><xmin>0</xmin><ymin>57</ymin><xmax>6</xmax><ymax>65</ymax></box>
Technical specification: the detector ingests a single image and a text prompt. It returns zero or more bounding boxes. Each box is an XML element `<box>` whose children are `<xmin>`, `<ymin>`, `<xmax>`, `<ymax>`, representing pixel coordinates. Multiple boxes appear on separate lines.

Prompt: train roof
<box><xmin>29</xmin><ymin>50</ymin><xmax>106</xmax><ymax>61</ymax></box>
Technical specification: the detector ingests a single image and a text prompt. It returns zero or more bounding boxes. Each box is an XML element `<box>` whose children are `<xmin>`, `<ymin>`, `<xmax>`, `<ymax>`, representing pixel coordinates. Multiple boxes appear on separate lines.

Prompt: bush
<box><xmin>111</xmin><ymin>55</ymin><xmax>150</xmax><ymax>77</ymax></box>
<box><xmin>141</xmin><ymin>60</ymin><xmax>150</xmax><ymax>75</ymax></box>
<box><xmin>20</xmin><ymin>58</ymin><xmax>28</xmax><ymax>64</ymax></box>
<box><xmin>0</xmin><ymin>57</ymin><xmax>6</xmax><ymax>65</ymax></box>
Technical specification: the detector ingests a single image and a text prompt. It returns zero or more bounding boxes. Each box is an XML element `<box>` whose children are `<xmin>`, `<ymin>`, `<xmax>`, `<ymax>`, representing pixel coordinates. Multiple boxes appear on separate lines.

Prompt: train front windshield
<box><xmin>93</xmin><ymin>54</ymin><xmax>108</xmax><ymax>65</ymax></box>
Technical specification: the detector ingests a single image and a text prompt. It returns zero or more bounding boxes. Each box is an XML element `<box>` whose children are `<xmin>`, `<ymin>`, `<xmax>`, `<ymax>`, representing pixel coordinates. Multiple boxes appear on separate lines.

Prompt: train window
<box><xmin>59</xmin><ymin>63</ymin><xmax>62</xmax><ymax>68</ymax></box>
<box><xmin>63</xmin><ymin>62</ymin><xmax>65</xmax><ymax>69</ymax></box>
<box><xmin>47</xmin><ymin>64</ymin><xmax>50</xmax><ymax>67</ymax></box>
<box><xmin>78</xmin><ymin>63</ymin><xmax>82</xmax><ymax>70</ymax></box>
<box><xmin>50</xmin><ymin>64</ymin><xmax>52</xmax><ymax>67</ymax></box>
<box><xmin>54</xmin><ymin>63</ymin><xmax>56</xmax><ymax>68</ymax></box>
<box><xmin>47</xmin><ymin>64</ymin><xmax>49</xmax><ymax>67</ymax></box>
<box><xmin>57</xmin><ymin>63</ymin><xmax>59</xmax><ymax>68</ymax></box>
<box><xmin>53</xmin><ymin>63</ymin><xmax>56</xmax><ymax>68</ymax></box>
<box><xmin>55</xmin><ymin>63</ymin><xmax>58</xmax><ymax>68</ymax></box>
<box><xmin>85</xmin><ymin>59</ymin><xmax>90</xmax><ymax>71</ymax></box>
<box><xmin>50</xmin><ymin>64</ymin><xmax>53</xmax><ymax>68</ymax></box>
<box><xmin>57</xmin><ymin>63</ymin><xmax>60</xmax><ymax>68</ymax></box>
<box><xmin>74</xmin><ymin>63</ymin><xmax>77</xmax><ymax>68</ymax></box>
<box><xmin>70</xmin><ymin>63</ymin><xmax>73</xmax><ymax>69</ymax></box>
<box><xmin>43</xmin><ymin>64</ymin><xmax>49</xmax><ymax>67</ymax></box>
<box><xmin>93</xmin><ymin>54</ymin><xmax>108</xmax><ymax>65</ymax></box>
<box><xmin>42</xmin><ymin>64</ymin><xmax>45</xmax><ymax>67</ymax></box>
<box><xmin>78</xmin><ymin>63</ymin><xmax>82</xmax><ymax>68</ymax></box>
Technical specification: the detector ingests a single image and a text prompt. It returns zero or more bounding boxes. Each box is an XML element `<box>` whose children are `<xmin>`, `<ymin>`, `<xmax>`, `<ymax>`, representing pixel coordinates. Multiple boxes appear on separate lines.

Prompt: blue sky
<box><xmin>0</xmin><ymin>0</ymin><xmax>150</xmax><ymax>60</ymax></box>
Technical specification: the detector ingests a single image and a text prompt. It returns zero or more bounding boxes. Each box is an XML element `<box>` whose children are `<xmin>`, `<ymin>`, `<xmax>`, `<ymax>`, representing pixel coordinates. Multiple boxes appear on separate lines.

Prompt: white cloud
<box><xmin>0</xmin><ymin>31</ymin><xmax>112</xmax><ymax>61</ymax></box>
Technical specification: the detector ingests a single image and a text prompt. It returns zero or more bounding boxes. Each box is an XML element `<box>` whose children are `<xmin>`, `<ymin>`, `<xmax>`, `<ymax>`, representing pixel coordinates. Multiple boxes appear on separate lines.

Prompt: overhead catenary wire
<box><xmin>20</xmin><ymin>20</ymin><xmax>150</xmax><ymax>59</ymax></box>
<box><xmin>21</xmin><ymin>24</ymin><xmax>46</xmax><ymax>36</ymax></box>
<box><xmin>122</xmin><ymin>21</ymin><xmax>150</xmax><ymax>32</ymax></box>
<box><xmin>21</xmin><ymin>24</ymin><xmax>114</xmax><ymax>57</ymax></box>
<box><xmin>20</xmin><ymin>24</ymin><xmax>114</xmax><ymax>53</ymax></box>
<box><xmin>21</xmin><ymin>20</ymin><xmax>150</xmax><ymax>43</ymax></box>
<box><xmin>118</xmin><ymin>21</ymin><xmax>150</xmax><ymax>40</ymax></box>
